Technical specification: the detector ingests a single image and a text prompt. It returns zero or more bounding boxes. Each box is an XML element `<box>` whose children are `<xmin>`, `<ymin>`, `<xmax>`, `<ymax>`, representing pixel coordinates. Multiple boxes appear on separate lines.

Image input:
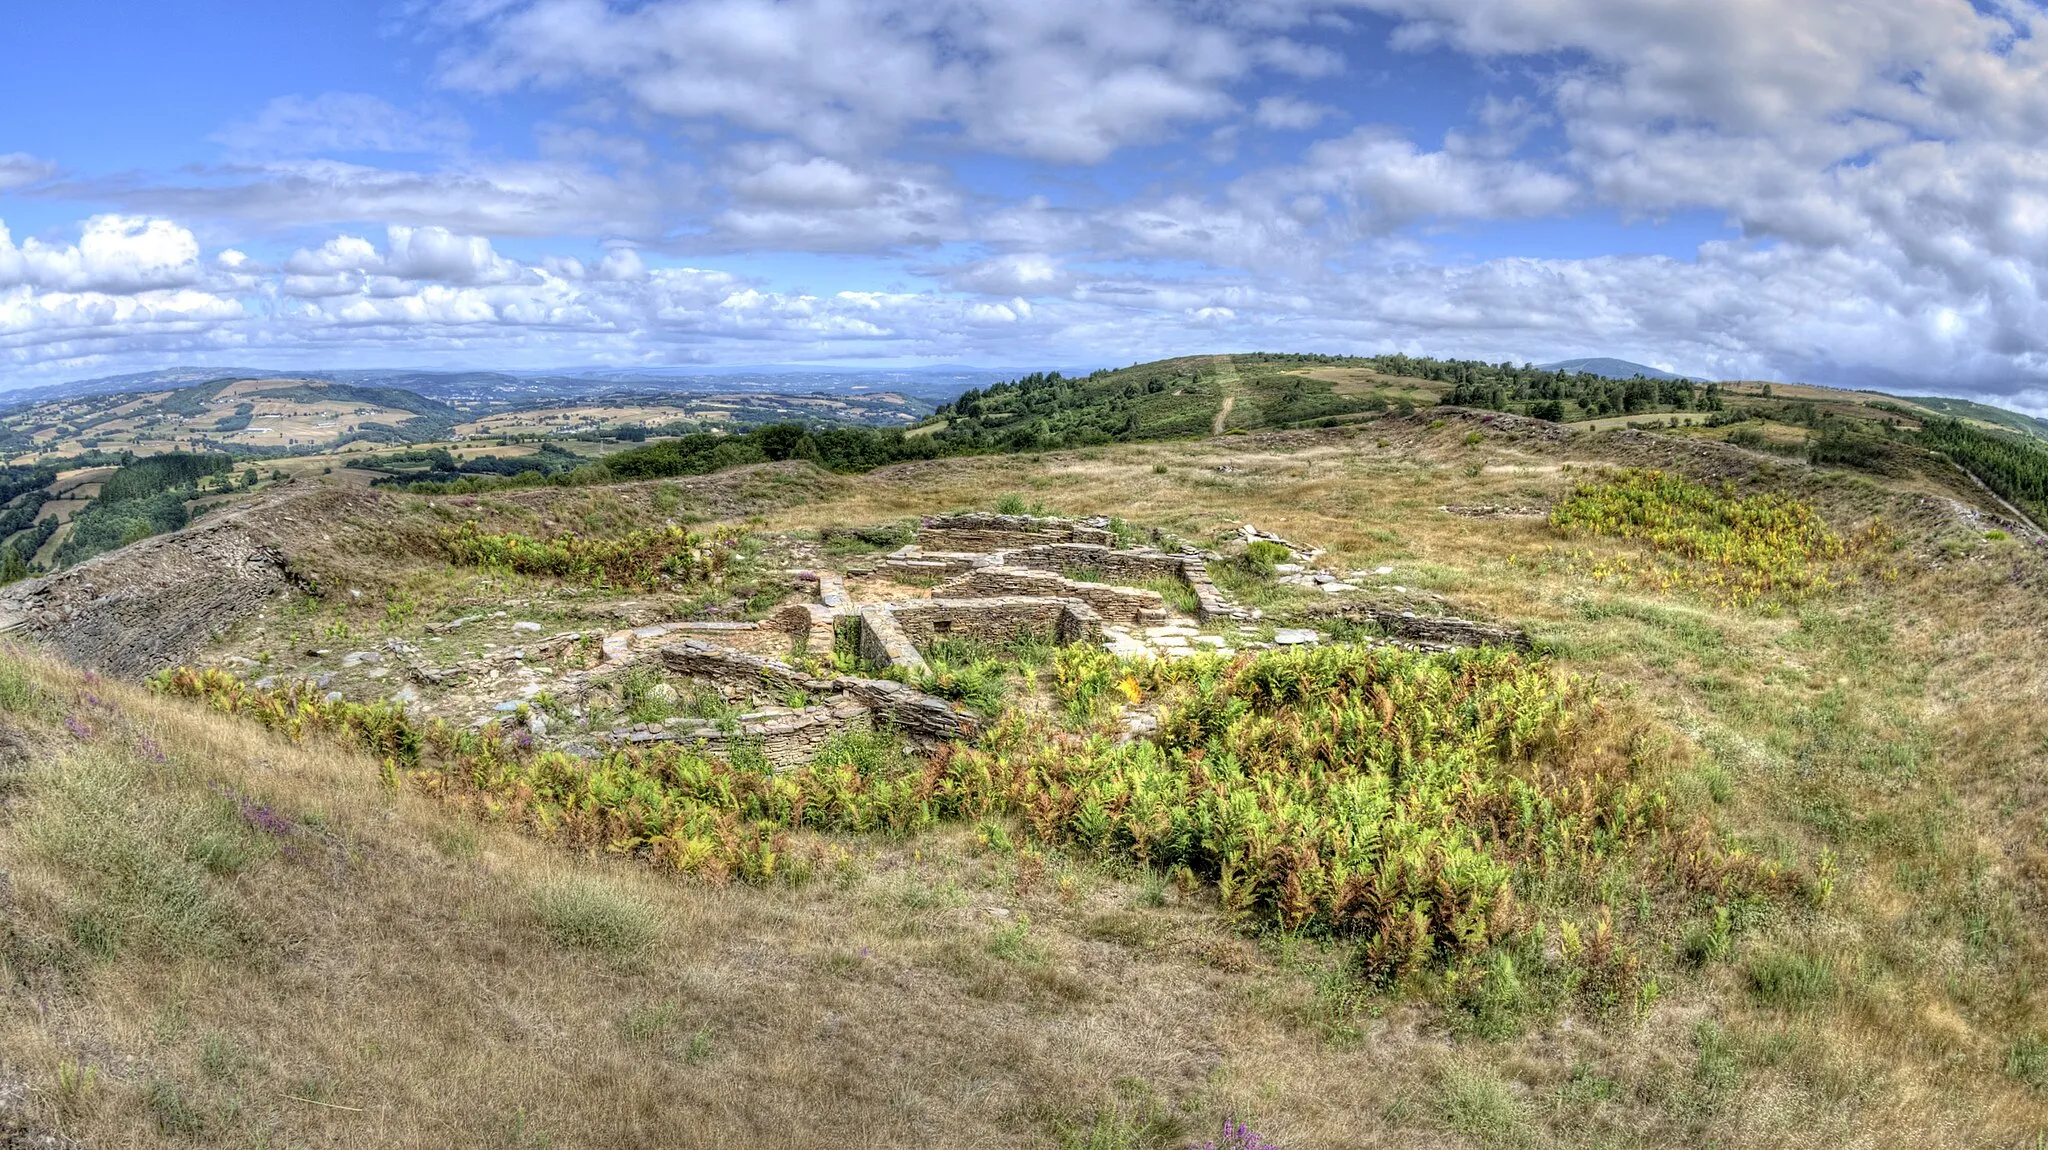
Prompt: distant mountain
<box><xmin>1</xmin><ymin>364</ymin><xmax>1024</xmax><ymax>410</ymax></box>
<box><xmin>1538</xmin><ymin>357</ymin><xmax>1700</xmax><ymax>382</ymax></box>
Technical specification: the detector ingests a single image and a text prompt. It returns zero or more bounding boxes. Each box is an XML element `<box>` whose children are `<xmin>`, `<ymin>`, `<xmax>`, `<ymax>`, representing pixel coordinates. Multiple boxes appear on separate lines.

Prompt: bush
<box><xmin>2007</xmin><ymin>1034</ymin><xmax>2048</xmax><ymax>1089</ymax></box>
<box><xmin>1434</xmin><ymin>1064</ymin><xmax>1528</xmax><ymax>1144</ymax></box>
<box><xmin>161</xmin><ymin>643</ymin><xmax>1811</xmax><ymax>1003</ymax></box>
<box><xmin>1549</xmin><ymin>468</ymin><xmax>1889</xmax><ymax>605</ymax></box>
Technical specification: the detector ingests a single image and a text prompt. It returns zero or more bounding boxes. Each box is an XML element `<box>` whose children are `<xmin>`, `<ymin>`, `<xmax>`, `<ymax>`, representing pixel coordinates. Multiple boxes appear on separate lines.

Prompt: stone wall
<box><xmin>1000</xmin><ymin>541</ymin><xmax>1185</xmax><ymax>582</ymax></box>
<box><xmin>998</xmin><ymin>543</ymin><xmax>1241</xmax><ymax>622</ymax></box>
<box><xmin>882</xmin><ymin>596</ymin><xmax>1103</xmax><ymax>652</ymax></box>
<box><xmin>915</xmin><ymin>512</ymin><xmax>1116</xmax><ymax>552</ymax></box>
<box><xmin>1295</xmin><ymin>603</ymin><xmax>1531</xmax><ymax>651</ymax></box>
<box><xmin>856</xmin><ymin>603</ymin><xmax>927</xmax><ymax>672</ymax></box>
<box><xmin>936</xmin><ymin>566</ymin><xmax>1167</xmax><ymax>625</ymax></box>
<box><xmin>880</xmin><ymin>549</ymin><xmax>990</xmax><ymax>578</ymax></box>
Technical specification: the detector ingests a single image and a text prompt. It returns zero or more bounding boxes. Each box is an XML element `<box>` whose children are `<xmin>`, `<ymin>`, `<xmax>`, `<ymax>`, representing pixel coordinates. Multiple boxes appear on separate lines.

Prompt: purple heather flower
<box><xmin>138</xmin><ymin>736</ymin><xmax>167</xmax><ymax>763</ymax></box>
<box><xmin>1197</xmin><ymin>1119</ymin><xmax>1278</xmax><ymax>1150</ymax></box>
<box><xmin>63</xmin><ymin>715</ymin><xmax>93</xmax><ymax>740</ymax></box>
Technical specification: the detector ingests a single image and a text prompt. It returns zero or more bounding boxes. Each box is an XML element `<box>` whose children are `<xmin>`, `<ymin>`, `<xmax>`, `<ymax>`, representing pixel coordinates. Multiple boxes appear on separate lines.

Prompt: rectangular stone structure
<box><xmin>879</xmin><ymin>595</ymin><xmax>1103</xmax><ymax>652</ymax></box>
<box><xmin>936</xmin><ymin>566</ymin><xmax>1166</xmax><ymax>625</ymax></box>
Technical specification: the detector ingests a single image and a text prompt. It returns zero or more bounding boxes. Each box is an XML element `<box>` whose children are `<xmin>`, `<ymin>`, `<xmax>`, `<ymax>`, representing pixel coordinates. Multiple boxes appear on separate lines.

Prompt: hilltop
<box><xmin>1</xmin><ymin>346</ymin><xmax>2047</xmax><ymax>1146</ymax></box>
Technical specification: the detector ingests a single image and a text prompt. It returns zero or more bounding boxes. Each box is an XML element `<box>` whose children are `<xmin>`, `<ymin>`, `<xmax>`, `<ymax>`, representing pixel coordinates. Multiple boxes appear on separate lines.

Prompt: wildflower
<box><xmin>63</xmin><ymin>715</ymin><xmax>94</xmax><ymax>740</ymax></box>
<box><xmin>1198</xmin><ymin>1118</ymin><xmax>1279</xmax><ymax>1150</ymax></box>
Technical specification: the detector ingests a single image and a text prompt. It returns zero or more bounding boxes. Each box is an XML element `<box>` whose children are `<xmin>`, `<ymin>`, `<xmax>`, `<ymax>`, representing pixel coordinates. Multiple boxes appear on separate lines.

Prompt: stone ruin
<box><xmin>513</xmin><ymin>511</ymin><xmax>1528</xmax><ymax>771</ymax></box>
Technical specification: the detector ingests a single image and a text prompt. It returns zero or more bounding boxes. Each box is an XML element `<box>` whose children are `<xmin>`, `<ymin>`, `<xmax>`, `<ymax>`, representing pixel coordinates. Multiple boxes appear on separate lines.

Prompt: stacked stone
<box><xmin>607</xmin><ymin>695</ymin><xmax>877</xmax><ymax>771</ymax></box>
<box><xmin>856</xmin><ymin>603</ymin><xmax>926</xmax><ymax>672</ymax></box>
<box><xmin>935</xmin><ymin>566</ymin><xmax>1168</xmax><ymax>625</ymax></box>
<box><xmin>915</xmin><ymin>511</ymin><xmax>1116</xmax><ymax>551</ymax></box>
<box><xmin>881</xmin><ymin>595</ymin><xmax>1104</xmax><ymax>652</ymax></box>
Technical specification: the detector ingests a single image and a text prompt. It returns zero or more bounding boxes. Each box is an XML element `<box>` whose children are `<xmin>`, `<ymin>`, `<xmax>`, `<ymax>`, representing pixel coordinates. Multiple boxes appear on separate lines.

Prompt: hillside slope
<box><xmin>3</xmin><ymin>411</ymin><xmax>2047</xmax><ymax>1147</ymax></box>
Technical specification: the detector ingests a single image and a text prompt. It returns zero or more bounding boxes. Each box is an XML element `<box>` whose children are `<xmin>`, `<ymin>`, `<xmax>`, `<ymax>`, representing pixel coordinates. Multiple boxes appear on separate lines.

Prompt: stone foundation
<box><xmin>624</xmin><ymin>696</ymin><xmax>875</xmax><ymax>771</ymax></box>
<box><xmin>881</xmin><ymin>595</ymin><xmax>1103</xmax><ymax>655</ymax></box>
<box><xmin>879</xmin><ymin>549</ymin><xmax>990</xmax><ymax>578</ymax></box>
<box><xmin>856</xmin><ymin>603</ymin><xmax>927</xmax><ymax>672</ymax></box>
<box><xmin>936</xmin><ymin>566</ymin><xmax>1167</xmax><ymax>625</ymax></box>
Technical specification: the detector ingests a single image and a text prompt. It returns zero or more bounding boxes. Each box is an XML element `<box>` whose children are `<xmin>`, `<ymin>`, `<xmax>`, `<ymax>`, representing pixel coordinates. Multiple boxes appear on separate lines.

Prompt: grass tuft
<box><xmin>1744</xmin><ymin>948</ymin><xmax>1837</xmax><ymax>1009</ymax></box>
<box><xmin>531</xmin><ymin>876</ymin><xmax>660</xmax><ymax>962</ymax></box>
<box><xmin>1433</xmin><ymin>1064</ymin><xmax>1530</xmax><ymax>1146</ymax></box>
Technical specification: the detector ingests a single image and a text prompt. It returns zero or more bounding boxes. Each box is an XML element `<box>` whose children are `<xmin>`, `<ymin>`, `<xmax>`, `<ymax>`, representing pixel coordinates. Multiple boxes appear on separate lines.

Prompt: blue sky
<box><xmin>5</xmin><ymin>0</ymin><xmax>2048</xmax><ymax>413</ymax></box>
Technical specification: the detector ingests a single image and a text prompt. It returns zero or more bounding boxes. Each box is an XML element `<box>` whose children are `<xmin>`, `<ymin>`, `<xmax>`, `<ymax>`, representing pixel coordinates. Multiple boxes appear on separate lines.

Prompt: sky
<box><xmin>5</xmin><ymin>1</ymin><xmax>2048</xmax><ymax>412</ymax></box>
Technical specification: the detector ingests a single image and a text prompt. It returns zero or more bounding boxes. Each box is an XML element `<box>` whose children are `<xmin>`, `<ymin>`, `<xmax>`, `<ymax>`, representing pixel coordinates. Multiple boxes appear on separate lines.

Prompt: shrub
<box><xmin>1679</xmin><ymin>906</ymin><xmax>1733</xmax><ymax>967</ymax></box>
<box><xmin>1141</xmin><ymin>576</ymin><xmax>1200</xmax><ymax>615</ymax></box>
<box><xmin>159</xmin><ymin>642</ymin><xmax>1811</xmax><ymax>1003</ymax></box>
<box><xmin>2007</xmin><ymin>1034</ymin><xmax>2048</xmax><ymax>1089</ymax></box>
<box><xmin>531</xmin><ymin>877</ymin><xmax>660</xmax><ymax>961</ymax></box>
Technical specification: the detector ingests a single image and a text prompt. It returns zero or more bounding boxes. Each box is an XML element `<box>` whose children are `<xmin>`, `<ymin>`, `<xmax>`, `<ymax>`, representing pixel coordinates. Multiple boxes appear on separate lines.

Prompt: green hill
<box><xmin>1896</xmin><ymin>394</ymin><xmax>2048</xmax><ymax>441</ymax></box>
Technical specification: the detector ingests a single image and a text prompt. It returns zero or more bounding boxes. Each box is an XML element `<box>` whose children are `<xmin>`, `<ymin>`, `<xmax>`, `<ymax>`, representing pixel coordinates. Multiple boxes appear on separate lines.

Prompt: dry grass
<box><xmin>5</xmin><ymin>416</ymin><xmax>2048</xmax><ymax>1147</ymax></box>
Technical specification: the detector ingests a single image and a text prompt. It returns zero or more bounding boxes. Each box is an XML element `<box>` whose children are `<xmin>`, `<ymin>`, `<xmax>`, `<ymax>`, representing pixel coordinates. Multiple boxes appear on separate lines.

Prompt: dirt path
<box><xmin>1209</xmin><ymin>355</ymin><xmax>1240</xmax><ymax>435</ymax></box>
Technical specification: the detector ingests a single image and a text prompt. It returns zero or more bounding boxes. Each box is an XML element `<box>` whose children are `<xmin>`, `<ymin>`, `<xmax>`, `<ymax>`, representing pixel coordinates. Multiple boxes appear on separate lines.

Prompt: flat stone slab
<box><xmin>1272</xmin><ymin>628</ymin><xmax>1320</xmax><ymax>645</ymax></box>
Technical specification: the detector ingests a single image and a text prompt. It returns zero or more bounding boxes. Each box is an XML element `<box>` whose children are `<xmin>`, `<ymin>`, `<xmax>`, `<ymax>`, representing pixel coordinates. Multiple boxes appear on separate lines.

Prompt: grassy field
<box><xmin>2</xmin><ymin>411</ymin><xmax>2047</xmax><ymax>1146</ymax></box>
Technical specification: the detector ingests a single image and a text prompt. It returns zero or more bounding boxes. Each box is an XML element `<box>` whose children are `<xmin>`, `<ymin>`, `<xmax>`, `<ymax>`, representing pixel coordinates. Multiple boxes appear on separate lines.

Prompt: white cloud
<box><xmin>0</xmin><ymin>153</ymin><xmax>58</xmax><ymax>192</ymax></box>
<box><xmin>282</xmin><ymin>226</ymin><xmax>527</xmax><ymax>296</ymax></box>
<box><xmin>435</xmin><ymin>0</ymin><xmax>1333</xmax><ymax>163</ymax></box>
<box><xmin>211</xmin><ymin>93</ymin><xmax>471</xmax><ymax>156</ymax></box>
<box><xmin>53</xmin><ymin>158</ymin><xmax>667</xmax><ymax>238</ymax></box>
<box><xmin>0</xmin><ymin>216</ymin><xmax>205</xmax><ymax>294</ymax></box>
<box><xmin>1253</xmin><ymin>96</ymin><xmax>1334</xmax><ymax>131</ymax></box>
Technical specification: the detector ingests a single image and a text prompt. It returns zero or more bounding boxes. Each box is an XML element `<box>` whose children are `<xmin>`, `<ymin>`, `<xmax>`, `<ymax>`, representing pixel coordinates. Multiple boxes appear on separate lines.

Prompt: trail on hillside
<box><xmin>1210</xmin><ymin>355</ymin><xmax>1240</xmax><ymax>435</ymax></box>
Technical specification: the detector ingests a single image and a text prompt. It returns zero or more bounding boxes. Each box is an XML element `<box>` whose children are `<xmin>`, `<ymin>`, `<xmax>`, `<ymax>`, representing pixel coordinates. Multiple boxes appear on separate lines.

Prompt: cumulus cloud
<box><xmin>0</xmin><ymin>216</ymin><xmax>205</xmax><ymax>293</ymax></box>
<box><xmin>711</xmin><ymin>146</ymin><xmax>962</xmax><ymax>251</ymax></box>
<box><xmin>282</xmin><ymin>226</ymin><xmax>527</xmax><ymax>296</ymax></box>
<box><xmin>17</xmin><ymin>0</ymin><xmax>2048</xmax><ymax>403</ymax></box>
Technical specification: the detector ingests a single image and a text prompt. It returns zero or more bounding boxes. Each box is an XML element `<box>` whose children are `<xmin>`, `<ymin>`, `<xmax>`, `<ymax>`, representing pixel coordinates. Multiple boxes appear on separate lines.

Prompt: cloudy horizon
<box><xmin>6</xmin><ymin>0</ymin><xmax>2048</xmax><ymax>413</ymax></box>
